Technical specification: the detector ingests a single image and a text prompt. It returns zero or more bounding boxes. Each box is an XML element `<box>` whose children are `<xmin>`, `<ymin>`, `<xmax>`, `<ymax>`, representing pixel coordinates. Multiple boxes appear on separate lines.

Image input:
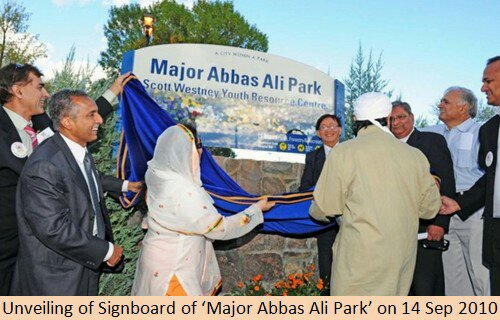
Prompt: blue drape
<box><xmin>117</xmin><ymin>78</ymin><xmax>334</xmax><ymax>235</ymax></box>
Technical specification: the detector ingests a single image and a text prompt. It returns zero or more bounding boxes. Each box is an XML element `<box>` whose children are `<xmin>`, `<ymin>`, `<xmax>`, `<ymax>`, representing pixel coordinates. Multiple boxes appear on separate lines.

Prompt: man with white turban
<box><xmin>309</xmin><ymin>92</ymin><xmax>441</xmax><ymax>295</ymax></box>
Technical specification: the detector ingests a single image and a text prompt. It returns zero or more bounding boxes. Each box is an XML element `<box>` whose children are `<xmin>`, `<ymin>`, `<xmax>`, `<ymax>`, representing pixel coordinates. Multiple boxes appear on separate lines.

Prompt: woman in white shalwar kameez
<box><xmin>132</xmin><ymin>125</ymin><xmax>272</xmax><ymax>296</ymax></box>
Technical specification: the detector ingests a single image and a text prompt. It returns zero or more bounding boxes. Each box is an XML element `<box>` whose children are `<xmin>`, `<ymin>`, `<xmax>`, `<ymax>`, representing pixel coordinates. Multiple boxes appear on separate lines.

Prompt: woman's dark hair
<box><xmin>181</xmin><ymin>123</ymin><xmax>202</xmax><ymax>148</ymax></box>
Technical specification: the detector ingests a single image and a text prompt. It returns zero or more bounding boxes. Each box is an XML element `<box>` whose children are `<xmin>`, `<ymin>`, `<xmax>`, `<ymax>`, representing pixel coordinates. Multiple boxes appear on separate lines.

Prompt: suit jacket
<box><xmin>0</xmin><ymin>97</ymin><xmax>113</xmax><ymax>274</ymax></box>
<box><xmin>11</xmin><ymin>133</ymin><xmax>115</xmax><ymax>295</ymax></box>
<box><xmin>407</xmin><ymin>129</ymin><xmax>456</xmax><ymax>232</ymax></box>
<box><xmin>457</xmin><ymin>115</ymin><xmax>500</xmax><ymax>268</ymax></box>
<box><xmin>299</xmin><ymin>146</ymin><xmax>326</xmax><ymax>192</ymax></box>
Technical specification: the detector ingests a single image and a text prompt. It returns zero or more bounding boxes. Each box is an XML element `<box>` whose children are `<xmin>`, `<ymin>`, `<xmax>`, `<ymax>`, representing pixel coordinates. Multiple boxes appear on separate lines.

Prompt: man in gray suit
<box><xmin>12</xmin><ymin>90</ymin><xmax>123</xmax><ymax>295</ymax></box>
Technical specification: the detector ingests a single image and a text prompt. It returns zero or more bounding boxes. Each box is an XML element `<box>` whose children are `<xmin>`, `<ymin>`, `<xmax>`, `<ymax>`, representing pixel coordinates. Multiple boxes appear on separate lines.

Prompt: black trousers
<box><xmin>409</xmin><ymin>243</ymin><xmax>444</xmax><ymax>296</ymax></box>
<box><xmin>489</xmin><ymin>219</ymin><xmax>500</xmax><ymax>296</ymax></box>
<box><xmin>316</xmin><ymin>225</ymin><xmax>338</xmax><ymax>295</ymax></box>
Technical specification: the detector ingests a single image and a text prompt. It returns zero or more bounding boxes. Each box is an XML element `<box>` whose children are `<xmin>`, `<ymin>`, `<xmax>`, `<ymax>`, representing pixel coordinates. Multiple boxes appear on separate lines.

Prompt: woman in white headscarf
<box><xmin>132</xmin><ymin>124</ymin><xmax>274</xmax><ymax>296</ymax></box>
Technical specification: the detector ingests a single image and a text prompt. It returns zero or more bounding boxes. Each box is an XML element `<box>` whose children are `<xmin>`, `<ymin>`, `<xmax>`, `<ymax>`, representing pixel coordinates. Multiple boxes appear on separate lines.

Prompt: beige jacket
<box><xmin>310</xmin><ymin>125</ymin><xmax>441</xmax><ymax>295</ymax></box>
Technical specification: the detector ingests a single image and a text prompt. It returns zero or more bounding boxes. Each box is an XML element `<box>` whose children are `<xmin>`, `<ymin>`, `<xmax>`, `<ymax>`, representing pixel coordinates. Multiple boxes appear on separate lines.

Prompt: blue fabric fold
<box><xmin>117</xmin><ymin>78</ymin><xmax>334</xmax><ymax>235</ymax></box>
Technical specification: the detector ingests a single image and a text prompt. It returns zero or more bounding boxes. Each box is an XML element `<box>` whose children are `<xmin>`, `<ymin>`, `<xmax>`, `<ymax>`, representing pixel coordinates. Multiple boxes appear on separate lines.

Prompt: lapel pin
<box><xmin>11</xmin><ymin>142</ymin><xmax>28</xmax><ymax>158</ymax></box>
<box><xmin>485</xmin><ymin>151</ymin><xmax>494</xmax><ymax>167</ymax></box>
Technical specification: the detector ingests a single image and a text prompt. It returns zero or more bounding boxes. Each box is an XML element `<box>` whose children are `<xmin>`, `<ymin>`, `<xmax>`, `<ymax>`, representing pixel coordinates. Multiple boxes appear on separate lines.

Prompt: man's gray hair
<box><xmin>49</xmin><ymin>89</ymin><xmax>89</xmax><ymax>130</ymax></box>
<box><xmin>391</xmin><ymin>101</ymin><xmax>413</xmax><ymax>115</ymax></box>
<box><xmin>444</xmin><ymin>86</ymin><xmax>478</xmax><ymax>118</ymax></box>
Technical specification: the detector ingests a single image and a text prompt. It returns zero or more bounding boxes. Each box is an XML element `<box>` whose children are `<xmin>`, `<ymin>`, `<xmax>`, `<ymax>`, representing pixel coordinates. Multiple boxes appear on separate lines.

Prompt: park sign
<box><xmin>121</xmin><ymin>43</ymin><xmax>344</xmax><ymax>153</ymax></box>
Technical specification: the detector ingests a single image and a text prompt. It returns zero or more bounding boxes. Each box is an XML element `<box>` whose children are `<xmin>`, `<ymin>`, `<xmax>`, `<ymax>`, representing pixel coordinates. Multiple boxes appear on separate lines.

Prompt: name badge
<box><xmin>37</xmin><ymin>127</ymin><xmax>55</xmax><ymax>144</ymax></box>
<box><xmin>485</xmin><ymin>151</ymin><xmax>494</xmax><ymax>167</ymax></box>
<box><xmin>11</xmin><ymin>142</ymin><xmax>27</xmax><ymax>158</ymax></box>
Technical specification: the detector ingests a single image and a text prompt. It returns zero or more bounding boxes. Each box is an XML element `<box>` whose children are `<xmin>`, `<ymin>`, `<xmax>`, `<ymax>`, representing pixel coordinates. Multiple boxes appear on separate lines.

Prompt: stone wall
<box><xmin>212</xmin><ymin>156</ymin><xmax>319</xmax><ymax>294</ymax></box>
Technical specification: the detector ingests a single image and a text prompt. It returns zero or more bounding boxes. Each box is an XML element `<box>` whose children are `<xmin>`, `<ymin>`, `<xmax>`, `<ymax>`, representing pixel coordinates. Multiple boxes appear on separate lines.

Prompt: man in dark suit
<box><xmin>0</xmin><ymin>63</ymin><xmax>135</xmax><ymax>295</ymax></box>
<box><xmin>441</xmin><ymin>56</ymin><xmax>500</xmax><ymax>294</ymax></box>
<box><xmin>12</xmin><ymin>90</ymin><xmax>123</xmax><ymax>295</ymax></box>
<box><xmin>299</xmin><ymin>114</ymin><xmax>342</xmax><ymax>293</ymax></box>
<box><xmin>390</xmin><ymin>101</ymin><xmax>456</xmax><ymax>295</ymax></box>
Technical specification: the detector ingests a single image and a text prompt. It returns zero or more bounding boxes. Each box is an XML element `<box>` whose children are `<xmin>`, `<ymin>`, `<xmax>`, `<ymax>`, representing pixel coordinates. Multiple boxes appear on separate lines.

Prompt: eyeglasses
<box><xmin>319</xmin><ymin>124</ymin><xmax>340</xmax><ymax>131</ymax></box>
<box><xmin>390</xmin><ymin>114</ymin><xmax>408</xmax><ymax>121</ymax></box>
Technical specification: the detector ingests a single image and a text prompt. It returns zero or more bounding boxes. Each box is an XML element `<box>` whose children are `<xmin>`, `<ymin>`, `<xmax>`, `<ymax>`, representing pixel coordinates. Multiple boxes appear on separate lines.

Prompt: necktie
<box><xmin>83</xmin><ymin>152</ymin><xmax>106</xmax><ymax>239</ymax></box>
<box><xmin>24</xmin><ymin>124</ymin><xmax>38</xmax><ymax>149</ymax></box>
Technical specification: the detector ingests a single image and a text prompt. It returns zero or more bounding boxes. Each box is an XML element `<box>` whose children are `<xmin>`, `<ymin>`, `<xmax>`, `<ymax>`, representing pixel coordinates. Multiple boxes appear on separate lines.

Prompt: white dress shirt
<box><xmin>61</xmin><ymin>134</ymin><xmax>114</xmax><ymax>261</ymax></box>
<box><xmin>3</xmin><ymin>106</ymin><xmax>34</xmax><ymax>156</ymax></box>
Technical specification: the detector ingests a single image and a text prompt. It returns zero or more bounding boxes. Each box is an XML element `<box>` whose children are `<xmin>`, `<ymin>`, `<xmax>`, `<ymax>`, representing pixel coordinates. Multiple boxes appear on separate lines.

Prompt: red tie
<box><xmin>24</xmin><ymin>125</ymin><xmax>38</xmax><ymax>149</ymax></box>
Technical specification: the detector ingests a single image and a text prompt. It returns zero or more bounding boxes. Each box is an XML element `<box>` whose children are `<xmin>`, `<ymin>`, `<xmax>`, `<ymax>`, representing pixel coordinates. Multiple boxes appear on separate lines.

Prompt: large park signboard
<box><xmin>121</xmin><ymin>44</ymin><xmax>344</xmax><ymax>153</ymax></box>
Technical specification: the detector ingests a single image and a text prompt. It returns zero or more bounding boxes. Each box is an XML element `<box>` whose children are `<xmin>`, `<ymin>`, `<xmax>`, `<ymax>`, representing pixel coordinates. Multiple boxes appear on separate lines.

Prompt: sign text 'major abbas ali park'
<box><xmin>121</xmin><ymin>44</ymin><xmax>344</xmax><ymax>153</ymax></box>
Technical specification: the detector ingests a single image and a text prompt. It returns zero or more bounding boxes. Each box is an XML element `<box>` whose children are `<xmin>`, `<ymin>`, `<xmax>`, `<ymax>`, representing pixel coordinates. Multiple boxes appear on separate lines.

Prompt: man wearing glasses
<box><xmin>390</xmin><ymin>101</ymin><xmax>455</xmax><ymax>295</ymax></box>
<box><xmin>299</xmin><ymin>114</ymin><xmax>342</xmax><ymax>294</ymax></box>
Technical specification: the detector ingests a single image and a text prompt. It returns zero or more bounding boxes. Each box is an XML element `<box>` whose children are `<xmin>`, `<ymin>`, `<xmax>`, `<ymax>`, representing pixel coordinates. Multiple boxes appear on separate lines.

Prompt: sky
<box><xmin>24</xmin><ymin>0</ymin><xmax>500</xmax><ymax>121</ymax></box>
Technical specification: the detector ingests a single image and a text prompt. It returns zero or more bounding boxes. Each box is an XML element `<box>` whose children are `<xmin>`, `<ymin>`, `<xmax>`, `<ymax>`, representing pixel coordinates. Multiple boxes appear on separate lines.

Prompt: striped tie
<box><xmin>23</xmin><ymin>125</ymin><xmax>38</xmax><ymax>149</ymax></box>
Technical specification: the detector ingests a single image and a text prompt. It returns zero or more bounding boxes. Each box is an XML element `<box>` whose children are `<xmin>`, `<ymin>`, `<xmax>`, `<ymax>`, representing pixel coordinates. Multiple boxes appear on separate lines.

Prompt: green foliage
<box><xmin>99</xmin><ymin>0</ymin><xmax>268</xmax><ymax>76</ymax></box>
<box><xmin>343</xmin><ymin>44</ymin><xmax>391</xmax><ymax>139</ymax></box>
<box><xmin>98</xmin><ymin>198</ymin><xmax>144</xmax><ymax>296</ymax></box>
<box><xmin>476</xmin><ymin>100</ymin><xmax>496</xmax><ymax>123</ymax></box>
<box><xmin>414</xmin><ymin>114</ymin><xmax>434</xmax><ymax>128</ymax></box>
<box><xmin>207</xmin><ymin>146</ymin><xmax>236</xmax><ymax>158</ymax></box>
<box><xmin>0</xmin><ymin>0</ymin><xmax>46</xmax><ymax>66</ymax></box>
<box><xmin>46</xmin><ymin>46</ymin><xmax>111</xmax><ymax>99</ymax></box>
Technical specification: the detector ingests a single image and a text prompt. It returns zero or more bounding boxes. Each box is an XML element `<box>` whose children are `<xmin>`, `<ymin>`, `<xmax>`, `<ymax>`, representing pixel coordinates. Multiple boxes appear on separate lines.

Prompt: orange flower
<box><xmin>317</xmin><ymin>279</ymin><xmax>324</xmax><ymax>291</ymax></box>
<box><xmin>283</xmin><ymin>290</ymin><xmax>288</xmax><ymax>296</ymax></box>
<box><xmin>307</xmin><ymin>264</ymin><xmax>316</xmax><ymax>271</ymax></box>
<box><xmin>254</xmin><ymin>285</ymin><xmax>260</xmax><ymax>291</ymax></box>
<box><xmin>253</xmin><ymin>274</ymin><xmax>262</xmax><ymax>283</ymax></box>
<box><xmin>237</xmin><ymin>281</ymin><xmax>244</xmax><ymax>288</ymax></box>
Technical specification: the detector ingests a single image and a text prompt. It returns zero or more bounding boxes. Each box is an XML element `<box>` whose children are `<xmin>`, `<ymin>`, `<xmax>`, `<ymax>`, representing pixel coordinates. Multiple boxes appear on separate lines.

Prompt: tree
<box><xmin>0</xmin><ymin>0</ymin><xmax>46</xmax><ymax>66</ymax></box>
<box><xmin>343</xmin><ymin>44</ymin><xmax>391</xmax><ymax>138</ymax></box>
<box><xmin>99</xmin><ymin>0</ymin><xmax>268</xmax><ymax>76</ymax></box>
<box><xmin>46</xmin><ymin>46</ymin><xmax>111</xmax><ymax>99</ymax></box>
<box><xmin>476</xmin><ymin>99</ymin><xmax>496</xmax><ymax>123</ymax></box>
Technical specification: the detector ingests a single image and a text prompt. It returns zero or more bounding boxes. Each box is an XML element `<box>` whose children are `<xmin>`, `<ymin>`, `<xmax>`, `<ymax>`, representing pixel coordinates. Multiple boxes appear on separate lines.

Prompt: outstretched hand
<box><xmin>106</xmin><ymin>244</ymin><xmax>124</xmax><ymax>267</ymax></box>
<box><xmin>109</xmin><ymin>71</ymin><xmax>133</xmax><ymax>96</ymax></box>
<box><xmin>256</xmin><ymin>197</ymin><xmax>276</xmax><ymax>212</ymax></box>
<box><xmin>127</xmin><ymin>181</ymin><xmax>143</xmax><ymax>193</ymax></box>
<box><xmin>440</xmin><ymin>196</ymin><xmax>460</xmax><ymax>215</ymax></box>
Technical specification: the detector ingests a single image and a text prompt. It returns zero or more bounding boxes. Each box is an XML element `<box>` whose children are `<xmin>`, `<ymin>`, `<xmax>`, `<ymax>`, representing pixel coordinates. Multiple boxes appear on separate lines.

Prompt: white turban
<box><xmin>354</xmin><ymin>92</ymin><xmax>393</xmax><ymax>135</ymax></box>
